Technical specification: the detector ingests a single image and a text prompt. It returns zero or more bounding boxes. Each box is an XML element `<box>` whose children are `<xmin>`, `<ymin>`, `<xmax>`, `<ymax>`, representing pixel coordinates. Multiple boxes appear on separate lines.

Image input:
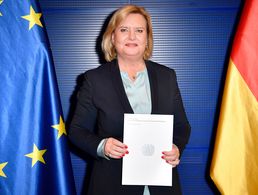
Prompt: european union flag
<box><xmin>0</xmin><ymin>1</ymin><xmax>76</xmax><ymax>194</ymax></box>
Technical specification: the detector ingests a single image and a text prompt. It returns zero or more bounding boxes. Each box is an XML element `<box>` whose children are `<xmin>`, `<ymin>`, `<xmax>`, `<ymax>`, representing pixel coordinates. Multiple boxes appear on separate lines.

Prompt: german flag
<box><xmin>210</xmin><ymin>0</ymin><xmax>258</xmax><ymax>194</ymax></box>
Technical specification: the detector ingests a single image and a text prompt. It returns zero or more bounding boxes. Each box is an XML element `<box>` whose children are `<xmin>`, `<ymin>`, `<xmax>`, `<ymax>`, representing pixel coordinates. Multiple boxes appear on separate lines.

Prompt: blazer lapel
<box><xmin>110</xmin><ymin>60</ymin><xmax>134</xmax><ymax>114</ymax></box>
<box><xmin>146</xmin><ymin>61</ymin><xmax>159</xmax><ymax>114</ymax></box>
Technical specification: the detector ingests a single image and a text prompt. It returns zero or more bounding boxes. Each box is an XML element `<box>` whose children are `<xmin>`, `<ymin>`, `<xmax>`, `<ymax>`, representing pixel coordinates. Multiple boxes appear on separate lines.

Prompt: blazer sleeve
<box><xmin>170</xmin><ymin>70</ymin><xmax>191</xmax><ymax>156</ymax></box>
<box><xmin>69</xmin><ymin>71</ymin><xmax>102</xmax><ymax>158</ymax></box>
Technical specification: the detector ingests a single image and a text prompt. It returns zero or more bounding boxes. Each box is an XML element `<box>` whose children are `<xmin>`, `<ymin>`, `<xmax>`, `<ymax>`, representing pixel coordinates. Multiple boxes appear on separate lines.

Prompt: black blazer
<box><xmin>69</xmin><ymin>60</ymin><xmax>191</xmax><ymax>195</ymax></box>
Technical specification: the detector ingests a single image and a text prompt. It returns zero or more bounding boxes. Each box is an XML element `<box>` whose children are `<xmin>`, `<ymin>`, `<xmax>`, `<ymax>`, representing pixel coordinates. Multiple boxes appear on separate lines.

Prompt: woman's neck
<box><xmin>117</xmin><ymin>57</ymin><xmax>146</xmax><ymax>81</ymax></box>
<box><xmin>118</xmin><ymin>57</ymin><xmax>146</xmax><ymax>72</ymax></box>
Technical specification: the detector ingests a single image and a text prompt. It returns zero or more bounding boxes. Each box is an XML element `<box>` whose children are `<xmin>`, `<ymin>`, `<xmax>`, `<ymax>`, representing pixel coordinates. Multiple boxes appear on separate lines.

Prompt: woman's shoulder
<box><xmin>146</xmin><ymin>60</ymin><xmax>176</xmax><ymax>75</ymax></box>
<box><xmin>83</xmin><ymin>61</ymin><xmax>115</xmax><ymax>78</ymax></box>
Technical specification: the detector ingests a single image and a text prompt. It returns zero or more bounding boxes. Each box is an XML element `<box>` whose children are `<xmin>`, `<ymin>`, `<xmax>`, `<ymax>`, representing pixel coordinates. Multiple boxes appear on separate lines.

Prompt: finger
<box><xmin>162</xmin><ymin>156</ymin><xmax>177</xmax><ymax>162</ymax></box>
<box><xmin>107</xmin><ymin>152</ymin><xmax>123</xmax><ymax>159</ymax></box>
<box><xmin>113</xmin><ymin>139</ymin><xmax>128</xmax><ymax>148</ymax></box>
<box><xmin>108</xmin><ymin>150</ymin><xmax>125</xmax><ymax>158</ymax></box>
<box><xmin>113</xmin><ymin>146</ymin><xmax>128</xmax><ymax>155</ymax></box>
<box><xmin>105</xmin><ymin>138</ymin><xmax>128</xmax><ymax>157</ymax></box>
<box><xmin>109</xmin><ymin>139</ymin><xmax>128</xmax><ymax>153</ymax></box>
<box><xmin>166</xmin><ymin>158</ymin><xmax>180</xmax><ymax>167</ymax></box>
<box><xmin>162</xmin><ymin>151</ymin><xmax>178</xmax><ymax>161</ymax></box>
<box><xmin>162</xmin><ymin>149</ymin><xmax>178</xmax><ymax>156</ymax></box>
<box><xmin>107</xmin><ymin>147</ymin><xmax>129</xmax><ymax>159</ymax></box>
<box><xmin>162</xmin><ymin>144</ymin><xmax>180</xmax><ymax>159</ymax></box>
<box><xmin>109</xmin><ymin>146</ymin><xmax>125</xmax><ymax>156</ymax></box>
<box><xmin>108</xmin><ymin>138</ymin><xmax>127</xmax><ymax>149</ymax></box>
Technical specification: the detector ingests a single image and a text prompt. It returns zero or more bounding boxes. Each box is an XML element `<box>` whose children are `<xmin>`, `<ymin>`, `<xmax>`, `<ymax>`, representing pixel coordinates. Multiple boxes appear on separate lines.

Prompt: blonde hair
<box><xmin>102</xmin><ymin>5</ymin><xmax>153</xmax><ymax>62</ymax></box>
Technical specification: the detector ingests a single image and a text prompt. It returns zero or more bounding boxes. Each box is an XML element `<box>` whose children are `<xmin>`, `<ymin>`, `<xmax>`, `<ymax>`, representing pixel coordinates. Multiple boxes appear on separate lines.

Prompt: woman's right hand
<box><xmin>104</xmin><ymin>137</ymin><xmax>129</xmax><ymax>159</ymax></box>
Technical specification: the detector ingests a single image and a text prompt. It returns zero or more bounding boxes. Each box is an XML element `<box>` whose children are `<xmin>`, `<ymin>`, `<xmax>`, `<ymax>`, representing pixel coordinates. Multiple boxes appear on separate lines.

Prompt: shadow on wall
<box><xmin>65</xmin><ymin>10</ymin><xmax>116</xmax><ymax>195</ymax></box>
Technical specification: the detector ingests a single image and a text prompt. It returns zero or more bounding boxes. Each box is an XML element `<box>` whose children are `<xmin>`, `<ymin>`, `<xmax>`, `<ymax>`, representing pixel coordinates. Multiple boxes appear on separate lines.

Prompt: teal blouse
<box><xmin>120</xmin><ymin>68</ymin><xmax>151</xmax><ymax>195</ymax></box>
<box><xmin>97</xmin><ymin>67</ymin><xmax>152</xmax><ymax>195</ymax></box>
<box><xmin>120</xmin><ymin>68</ymin><xmax>151</xmax><ymax>114</ymax></box>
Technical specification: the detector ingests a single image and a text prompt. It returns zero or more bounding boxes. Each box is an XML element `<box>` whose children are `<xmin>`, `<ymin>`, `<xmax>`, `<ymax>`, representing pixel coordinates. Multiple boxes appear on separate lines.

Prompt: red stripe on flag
<box><xmin>231</xmin><ymin>0</ymin><xmax>258</xmax><ymax>101</ymax></box>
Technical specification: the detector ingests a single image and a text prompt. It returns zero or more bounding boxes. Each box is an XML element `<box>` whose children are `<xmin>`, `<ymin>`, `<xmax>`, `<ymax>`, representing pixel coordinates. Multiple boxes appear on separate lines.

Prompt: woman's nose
<box><xmin>128</xmin><ymin>29</ymin><xmax>136</xmax><ymax>40</ymax></box>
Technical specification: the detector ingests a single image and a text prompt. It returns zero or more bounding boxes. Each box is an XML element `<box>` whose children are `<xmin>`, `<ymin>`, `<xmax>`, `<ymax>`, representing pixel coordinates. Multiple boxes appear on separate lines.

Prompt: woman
<box><xmin>69</xmin><ymin>4</ymin><xmax>191</xmax><ymax>195</ymax></box>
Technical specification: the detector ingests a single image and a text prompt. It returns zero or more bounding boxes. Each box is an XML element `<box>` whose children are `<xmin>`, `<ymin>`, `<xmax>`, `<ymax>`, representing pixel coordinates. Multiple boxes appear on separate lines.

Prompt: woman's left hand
<box><xmin>161</xmin><ymin>144</ymin><xmax>180</xmax><ymax>167</ymax></box>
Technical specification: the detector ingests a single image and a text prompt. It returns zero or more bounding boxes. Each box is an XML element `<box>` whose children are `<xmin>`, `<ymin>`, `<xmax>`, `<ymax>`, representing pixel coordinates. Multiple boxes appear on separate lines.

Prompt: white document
<box><xmin>122</xmin><ymin>114</ymin><xmax>173</xmax><ymax>186</ymax></box>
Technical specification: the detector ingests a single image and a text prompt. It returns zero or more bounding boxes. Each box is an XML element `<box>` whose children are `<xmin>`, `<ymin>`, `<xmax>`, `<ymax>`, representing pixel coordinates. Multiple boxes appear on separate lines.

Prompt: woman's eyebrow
<box><xmin>119</xmin><ymin>26</ymin><xmax>145</xmax><ymax>28</ymax></box>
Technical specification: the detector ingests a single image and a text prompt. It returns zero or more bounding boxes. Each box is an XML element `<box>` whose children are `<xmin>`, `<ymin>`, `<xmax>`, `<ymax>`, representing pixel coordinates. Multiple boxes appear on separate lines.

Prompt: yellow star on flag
<box><xmin>21</xmin><ymin>6</ymin><xmax>43</xmax><ymax>30</ymax></box>
<box><xmin>25</xmin><ymin>144</ymin><xmax>47</xmax><ymax>167</ymax></box>
<box><xmin>52</xmin><ymin>116</ymin><xmax>67</xmax><ymax>139</ymax></box>
<box><xmin>0</xmin><ymin>162</ymin><xmax>8</xmax><ymax>178</ymax></box>
<box><xmin>0</xmin><ymin>0</ymin><xmax>3</xmax><ymax>16</ymax></box>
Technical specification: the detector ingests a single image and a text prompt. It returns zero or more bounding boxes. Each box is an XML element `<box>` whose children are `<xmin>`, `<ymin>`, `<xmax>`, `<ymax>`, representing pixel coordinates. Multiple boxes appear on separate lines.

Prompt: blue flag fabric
<box><xmin>0</xmin><ymin>1</ymin><xmax>76</xmax><ymax>194</ymax></box>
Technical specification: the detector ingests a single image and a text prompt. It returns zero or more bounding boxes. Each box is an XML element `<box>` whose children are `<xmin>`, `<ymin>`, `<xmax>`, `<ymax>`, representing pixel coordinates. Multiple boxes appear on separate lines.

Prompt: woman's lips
<box><xmin>125</xmin><ymin>43</ymin><xmax>138</xmax><ymax>47</ymax></box>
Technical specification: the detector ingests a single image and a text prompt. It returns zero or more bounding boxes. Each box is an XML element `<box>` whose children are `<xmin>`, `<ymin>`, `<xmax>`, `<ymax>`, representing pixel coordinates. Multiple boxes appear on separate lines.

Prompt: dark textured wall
<box><xmin>40</xmin><ymin>1</ymin><xmax>242</xmax><ymax>194</ymax></box>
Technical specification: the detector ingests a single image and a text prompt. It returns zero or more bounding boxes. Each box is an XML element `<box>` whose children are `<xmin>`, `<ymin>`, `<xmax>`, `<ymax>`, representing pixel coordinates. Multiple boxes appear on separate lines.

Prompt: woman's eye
<box><xmin>136</xmin><ymin>29</ymin><xmax>143</xmax><ymax>33</ymax></box>
<box><xmin>120</xmin><ymin>28</ymin><xmax>128</xmax><ymax>32</ymax></box>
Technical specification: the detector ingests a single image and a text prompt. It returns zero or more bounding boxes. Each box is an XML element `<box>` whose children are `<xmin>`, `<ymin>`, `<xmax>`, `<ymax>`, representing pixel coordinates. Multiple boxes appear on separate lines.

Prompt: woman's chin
<box><xmin>122</xmin><ymin>51</ymin><xmax>144</xmax><ymax>58</ymax></box>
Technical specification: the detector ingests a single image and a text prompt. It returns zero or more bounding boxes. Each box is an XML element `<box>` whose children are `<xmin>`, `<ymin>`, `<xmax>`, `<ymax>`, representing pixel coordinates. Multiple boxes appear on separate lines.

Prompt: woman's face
<box><xmin>112</xmin><ymin>13</ymin><xmax>147</xmax><ymax>61</ymax></box>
